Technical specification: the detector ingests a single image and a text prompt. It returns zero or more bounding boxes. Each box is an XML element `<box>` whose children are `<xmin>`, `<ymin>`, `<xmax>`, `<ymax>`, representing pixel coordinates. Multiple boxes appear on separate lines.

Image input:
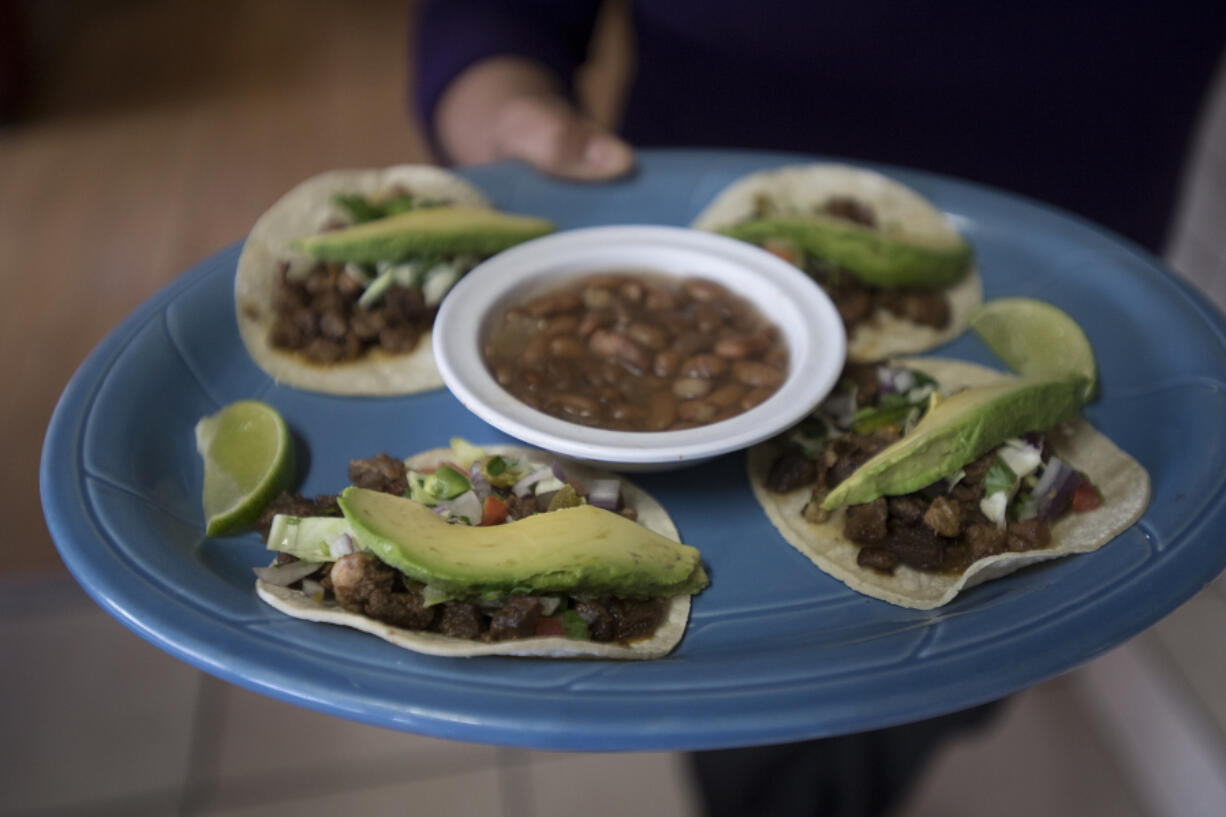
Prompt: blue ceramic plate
<box><xmin>41</xmin><ymin>149</ymin><xmax>1226</xmax><ymax>751</ymax></box>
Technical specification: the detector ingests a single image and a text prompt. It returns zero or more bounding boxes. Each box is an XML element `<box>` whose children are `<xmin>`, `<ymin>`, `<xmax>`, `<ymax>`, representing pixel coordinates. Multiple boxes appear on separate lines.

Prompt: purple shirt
<box><xmin>413</xmin><ymin>1</ymin><xmax>1226</xmax><ymax>251</ymax></box>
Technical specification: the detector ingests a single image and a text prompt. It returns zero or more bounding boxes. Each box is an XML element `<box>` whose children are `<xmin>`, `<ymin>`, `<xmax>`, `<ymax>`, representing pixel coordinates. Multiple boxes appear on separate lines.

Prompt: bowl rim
<box><xmin>432</xmin><ymin>224</ymin><xmax>846</xmax><ymax>466</ymax></box>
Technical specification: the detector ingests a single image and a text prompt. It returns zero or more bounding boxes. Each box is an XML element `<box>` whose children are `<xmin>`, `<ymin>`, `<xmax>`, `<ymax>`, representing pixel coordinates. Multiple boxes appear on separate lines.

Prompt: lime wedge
<box><xmin>195</xmin><ymin>400</ymin><xmax>295</xmax><ymax>537</ymax></box>
<box><xmin>968</xmin><ymin>297</ymin><xmax>1097</xmax><ymax>401</ymax></box>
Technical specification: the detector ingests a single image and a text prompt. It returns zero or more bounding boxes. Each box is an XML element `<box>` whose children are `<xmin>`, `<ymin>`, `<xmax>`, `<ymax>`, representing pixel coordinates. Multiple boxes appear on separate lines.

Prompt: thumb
<box><xmin>492</xmin><ymin>95</ymin><xmax>635</xmax><ymax>181</ymax></box>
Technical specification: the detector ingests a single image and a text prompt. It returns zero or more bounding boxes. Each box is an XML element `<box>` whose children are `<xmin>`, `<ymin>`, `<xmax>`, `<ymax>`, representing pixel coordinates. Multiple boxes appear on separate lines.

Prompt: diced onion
<box><xmin>998</xmin><ymin>438</ymin><xmax>1043</xmax><ymax>480</ymax></box>
<box><xmin>446</xmin><ymin>490</ymin><xmax>483</xmax><ymax>525</ymax></box>
<box><xmin>512</xmin><ymin>466</ymin><xmax>555</xmax><ymax>498</ymax></box>
<box><xmin>587</xmin><ymin>479</ymin><xmax>622</xmax><ymax>511</ymax></box>
<box><xmin>326</xmin><ymin>531</ymin><xmax>355</xmax><ymax>558</ymax></box>
<box><xmin>253</xmin><ymin>560</ymin><xmax>324</xmax><ymax>586</ymax></box>
<box><xmin>979</xmin><ymin>491</ymin><xmax>1009</xmax><ymax>528</ymax></box>
<box><xmin>533</xmin><ymin>476</ymin><xmax>566</xmax><ymax>496</ymax></box>
<box><xmin>1033</xmin><ymin>457</ymin><xmax>1081</xmax><ymax>521</ymax></box>
<box><xmin>877</xmin><ymin>366</ymin><xmax>916</xmax><ymax>395</ymax></box>
<box><xmin>301</xmin><ymin>578</ymin><xmax>325</xmax><ymax>602</ymax></box>
<box><xmin>551</xmin><ymin>461</ymin><xmax>567</xmax><ymax>482</ymax></box>
<box><xmin>467</xmin><ymin>462</ymin><xmax>492</xmax><ymax>501</ymax></box>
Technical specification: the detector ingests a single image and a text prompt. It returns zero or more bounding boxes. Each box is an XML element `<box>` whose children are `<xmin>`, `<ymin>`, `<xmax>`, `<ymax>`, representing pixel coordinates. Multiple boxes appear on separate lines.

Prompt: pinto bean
<box><xmin>764</xmin><ymin>345</ymin><xmax>789</xmax><ymax>368</ymax></box>
<box><xmin>653</xmin><ymin>349</ymin><xmax>682</xmax><ymax>377</ymax></box>
<box><xmin>610</xmin><ymin>403</ymin><xmax>646</xmax><ymax>422</ymax></box>
<box><xmin>661</xmin><ymin>314</ymin><xmax>695</xmax><ymax>336</ymax></box>
<box><xmin>582</xmin><ymin>286</ymin><xmax>615</xmax><ymax>309</ymax></box>
<box><xmin>714</xmin><ymin>333</ymin><xmax>768</xmax><ymax>359</ymax></box>
<box><xmin>674</xmin><ymin>332</ymin><xmax>713</xmax><ymax>357</ymax></box>
<box><xmin>733</xmin><ymin>360</ymin><xmax>784</xmax><ymax>388</ymax></box>
<box><xmin>589</xmin><ymin>330</ymin><xmax>651</xmax><ymax>371</ymax></box>
<box><xmin>627</xmin><ymin>322</ymin><xmax>669</xmax><ymax>350</ymax></box>
<box><xmin>708</xmin><ymin>383</ymin><xmax>748</xmax><ymax>407</ymax></box>
<box><xmin>645</xmin><ymin>391</ymin><xmax>677</xmax><ymax>430</ymax></box>
<box><xmin>680</xmin><ymin>354</ymin><xmax>728</xmax><ymax>379</ymax></box>
<box><xmin>549</xmin><ymin>336</ymin><xmax>585</xmax><ymax>358</ymax></box>
<box><xmin>695</xmin><ymin>303</ymin><xmax>725</xmax><ymax>332</ymax></box>
<box><xmin>619</xmin><ymin>280</ymin><xmax>645</xmax><ymax>302</ymax></box>
<box><xmin>673</xmin><ymin>377</ymin><xmax>713</xmax><ymax>399</ymax></box>
<box><xmin>682</xmin><ymin>278</ymin><xmax>726</xmax><ymax>301</ymax></box>
<box><xmin>521</xmin><ymin>334</ymin><xmax>549</xmax><ymax>365</ymax></box>
<box><xmin>677</xmin><ymin>400</ymin><xmax>717</xmax><ymax>422</ymax></box>
<box><xmin>741</xmin><ymin>386</ymin><xmax>775</xmax><ymax>410</ymax></box>
<box><xmin>644</xmin><ymin>287</ymin><xmax>676</xmax><ymax>310</ymax></box>
<box><xmin>578</xmin><ymin>309</ymin><xmax>614</xmax><ymax>337</ymax></box>
<box><xmin>542</xmin><ymin>314</ymin><xmax>580</xmax><ymax>335</ymax></box>
<box><xmin>553</xmin><ymin>393</ymin><xmax>602</xmax><ymax>420</ymax></box>
<box><xmin>525</xmin><ymin>292</ymin><xmax>583</xmax><ymax>317</ymax></box>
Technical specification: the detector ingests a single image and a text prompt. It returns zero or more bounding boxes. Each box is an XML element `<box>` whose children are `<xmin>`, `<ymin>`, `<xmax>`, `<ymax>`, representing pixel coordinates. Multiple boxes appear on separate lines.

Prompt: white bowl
<box><xmin>432</xmin><ymin>225</ymin><xmax>846</xmax><ymax>471</ymax></box>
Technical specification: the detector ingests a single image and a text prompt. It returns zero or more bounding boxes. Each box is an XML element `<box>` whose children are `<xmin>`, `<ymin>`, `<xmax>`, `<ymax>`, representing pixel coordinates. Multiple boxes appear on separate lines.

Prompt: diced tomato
<box><xmin>479</xmin><ymin>494</ymin><xmax>508</xmax><ymax>526</ymax></box>
<box><xmin>1071</xmin><ymin>478</ymin><xmax>1101</xmax><ymax>512</ymax></box>
<box><xmin>534</xmin><ymin>616</ymin><xmax>566</xmax><ymax>637</ymax></box>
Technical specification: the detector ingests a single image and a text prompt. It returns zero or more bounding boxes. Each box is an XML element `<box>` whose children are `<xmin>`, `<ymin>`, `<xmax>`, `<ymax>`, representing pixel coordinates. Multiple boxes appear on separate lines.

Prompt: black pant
<box><xmin>689</xmin><ymin>699</ymin><xmax>1005</xmax><ymax>817</ymax></box>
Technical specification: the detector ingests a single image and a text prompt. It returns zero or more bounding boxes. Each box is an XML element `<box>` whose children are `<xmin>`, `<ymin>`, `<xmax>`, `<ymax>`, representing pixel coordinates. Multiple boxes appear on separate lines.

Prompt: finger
<box><xmin>493</xmin><ymin>95</ymin><xmax>635</xmax><ymax>181</ymax></box>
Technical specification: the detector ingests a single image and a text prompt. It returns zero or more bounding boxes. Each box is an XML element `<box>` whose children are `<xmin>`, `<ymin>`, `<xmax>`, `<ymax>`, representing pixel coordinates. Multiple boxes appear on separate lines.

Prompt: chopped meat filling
<box><xmin>348</xmin><ymin>453</ymin><xmax>409</xmax><ymax>496</ymax></box>
<box><xmin>807</xmin><ymin>259</ymin><xmax>951</xmax><ymax>335</ymax></box>
<box><xmin>923</xmin><ymin>496</ymin><xmax>962</xmax><ymax>537</ymax></box>
<box><xmin>488</xmin><ymin>595</ymin><xmax>542</xmax><ymax>641</ymax></box>
<box><xmin>823</xmin><ymin>197</ymin><xmax>878</xmax><ymax>228</ymax></box>
<box><xmin>438</xmin><ymin>601</ymin><xmax>487</xmax><ymax>639</ymax></box>
<box><xmin>267</xmin><ymin>261</ymin><xmax>436</xmax><ymax>365</ymax></box>
<box><xmin>254</xmin><ymin>492</ymin><xmax>340</xmax><ymax>539</ymax></box>
<box><xmin>764</xmin><ymin>451</ymin><xmax>818</xmax><ymax>494</ymax></box>
<box><xmin>330</xmin><ymin>552</ymin><xmax>437</xmax><ymax>630</ymax></box>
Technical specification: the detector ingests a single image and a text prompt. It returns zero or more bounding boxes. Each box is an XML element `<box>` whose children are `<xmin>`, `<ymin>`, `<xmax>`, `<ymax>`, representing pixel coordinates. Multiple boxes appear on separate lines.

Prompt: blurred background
<box><xmin>3</xmin><ymin>1</ymin><xmax>1225</xmax><ymax>815</ymax></box>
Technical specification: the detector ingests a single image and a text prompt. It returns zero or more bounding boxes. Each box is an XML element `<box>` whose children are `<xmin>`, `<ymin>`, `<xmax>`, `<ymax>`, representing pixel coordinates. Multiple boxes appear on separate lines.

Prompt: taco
<box><xmin>747</xmin><ymin>358</ymin><xmax>1150</xmax><ymax>609</ymax></box>
<box><xmin>691</xmin><ymin>163</ymin><xmax>982</xmax><ymax>361</ymax></box>
<box><xmin>254</xmin><ymin>441</ymin><xmax>708</xmax><ymax>658</ymax></box>
<box><xmin>235</xmin><ymin>165</ymin><xmax>553</xmax><ymax>395</ymax></box>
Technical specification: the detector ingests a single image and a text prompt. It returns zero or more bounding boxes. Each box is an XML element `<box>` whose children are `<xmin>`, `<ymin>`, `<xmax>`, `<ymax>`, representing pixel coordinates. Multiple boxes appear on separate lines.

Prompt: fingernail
<box><xmin>584</xmin><ymin>135</ymin><xmax>623</xmax><ymax>170</ymax></box>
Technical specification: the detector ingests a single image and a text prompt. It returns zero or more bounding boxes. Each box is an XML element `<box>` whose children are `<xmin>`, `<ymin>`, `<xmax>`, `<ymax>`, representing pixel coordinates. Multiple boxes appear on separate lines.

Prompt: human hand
<box><xmin>434</xmin><ymin>57</ymin><xmax>635</xmax><ymax>182</ymax></box>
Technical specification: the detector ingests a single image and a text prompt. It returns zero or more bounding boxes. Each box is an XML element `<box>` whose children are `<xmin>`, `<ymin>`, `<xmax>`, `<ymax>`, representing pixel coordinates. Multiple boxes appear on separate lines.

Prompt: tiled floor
<box><xmin>2</xmin><ymin>573</ymin><xmax>1158</xmax><ymax>817</ymax></box>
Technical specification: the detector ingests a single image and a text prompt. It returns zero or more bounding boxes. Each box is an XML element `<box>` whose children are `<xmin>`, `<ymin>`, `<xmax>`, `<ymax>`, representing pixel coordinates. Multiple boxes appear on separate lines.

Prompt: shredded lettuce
<box><xmin>266</xmin><ymin>515</ymin><xmax>353</xmax><ymax>561</ymax></box>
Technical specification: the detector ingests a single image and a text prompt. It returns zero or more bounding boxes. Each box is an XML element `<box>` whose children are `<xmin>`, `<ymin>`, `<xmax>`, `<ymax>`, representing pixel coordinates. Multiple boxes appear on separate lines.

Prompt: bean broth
<box><xmin>483</xmin><ymin>272</ymin><xmax>789</xmax><ymax>431</ymax></box>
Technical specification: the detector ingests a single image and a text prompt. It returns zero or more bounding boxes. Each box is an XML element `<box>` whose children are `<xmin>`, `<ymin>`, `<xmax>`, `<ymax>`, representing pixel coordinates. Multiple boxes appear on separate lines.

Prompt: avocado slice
<box><xmin>720</xmin><ymin>215</ymin><xmax>972</xmax><ymax>289</ymax></box>
<box><xmin>337</xmin><ymin>487</ymin><xmax>709</xmax><ymax>599</ymax></box>
<box><xmin>821</xmin><ymin>375</ymin><xmax>1088</xmax><ymax>509</ymax></box>
<box><xmin>294</xmin><ymin>206</ymin><xmax>555</xmax><ymax>264</ymax></box>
